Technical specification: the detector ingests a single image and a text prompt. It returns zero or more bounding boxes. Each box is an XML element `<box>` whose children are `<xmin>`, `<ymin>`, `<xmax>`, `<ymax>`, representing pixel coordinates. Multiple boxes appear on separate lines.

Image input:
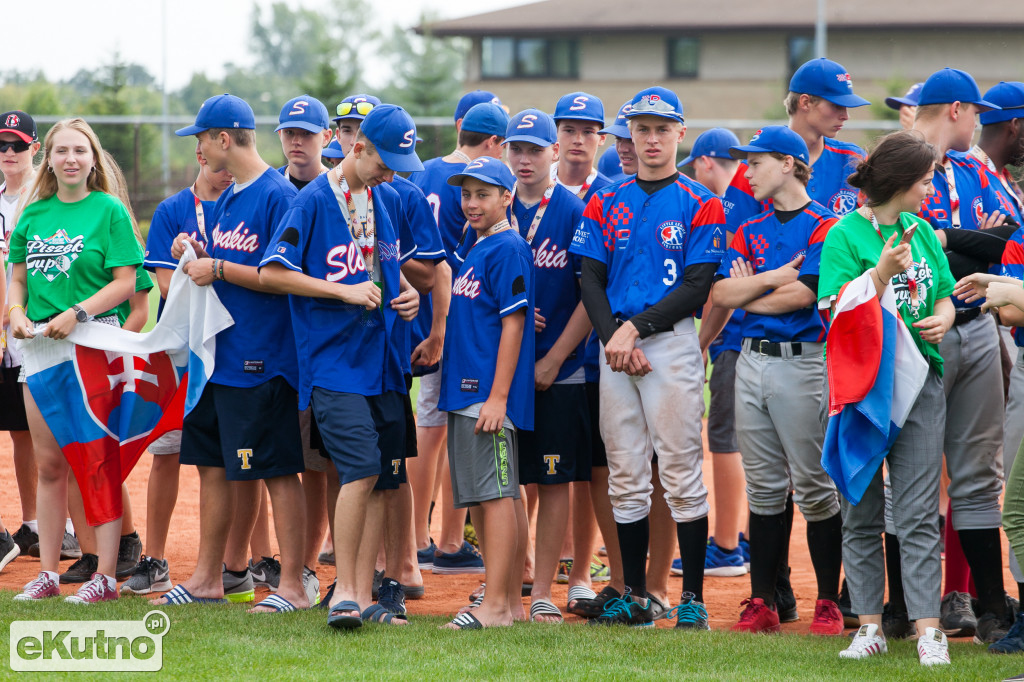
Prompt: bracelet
<box><xmin>8</xmin><ymin>304</ymin><xmax>24</xmax><ymax>317</ymax></box>
<box><xmin>212</xmin><ymin>259</ymin><xmax>219</xmax><ymax>281</ymax></box>
<box><xmin>872</xmin><ymin>269</ymin><xmax>887</xmax><ymax>287</ymax></box>
<box><xmin>218</xmin><ymin>259</ymin><xmax>226</xmax><ymax>282</ymax></box>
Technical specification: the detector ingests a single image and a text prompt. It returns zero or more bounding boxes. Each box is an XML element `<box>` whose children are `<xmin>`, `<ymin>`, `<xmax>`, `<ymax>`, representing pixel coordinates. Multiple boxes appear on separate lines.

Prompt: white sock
<box><xmin>101</xmin><ymin>574</ymin><xmax>116</xmax><ymax>591</ymax></box>
<box><xmin>25</xmin><ymin>520</ymin><xmax>38</xmax><ymax>533</ymax></box>
<box><xmin>42</xmin><ymin>570</ymin><xmax>59</xmax><ymax>585</ymax></box>
<box><xmin>65</xmin><ymin>519</ymin><xmax>74</xmax><ymax>534</ymax></box>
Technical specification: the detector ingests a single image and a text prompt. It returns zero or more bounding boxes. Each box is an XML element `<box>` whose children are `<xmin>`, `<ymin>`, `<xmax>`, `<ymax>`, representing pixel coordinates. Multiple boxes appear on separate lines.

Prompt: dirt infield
<box><xmin>0</xmin><ymin>427</ymin><xmax>1015</xmax><ymax>632</ymax></box>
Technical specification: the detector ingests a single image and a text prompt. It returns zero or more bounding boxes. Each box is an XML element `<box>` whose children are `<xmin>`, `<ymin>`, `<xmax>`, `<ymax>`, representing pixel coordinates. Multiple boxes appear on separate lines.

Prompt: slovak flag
<box><xmin>821</xmin><ymin>272</ymin><xmax>928</xmax><ymax>505</ymax></box>
<box><xmin>17</xmin><ymin>244</ymin><xmax>233</xmax><ymax>525</ymax></box>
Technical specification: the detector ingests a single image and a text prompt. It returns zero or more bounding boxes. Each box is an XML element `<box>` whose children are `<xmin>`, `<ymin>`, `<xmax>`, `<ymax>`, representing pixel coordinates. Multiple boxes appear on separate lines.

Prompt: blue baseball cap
<box><xmin>321</xmin><ymin>138</ymin><xmax>345</xmax><ymax>159</ymax></box>
<box><xmin>332</xmin><ymin>94</ymin><xmax>382</xmax><ymax>123</ymax></box>
<box><xmin>358</xmin><ymin>104</ymin><xmax>423</xmax><ymax>173</ymax></box>
<box><xmin>918</xmin><ymin>68</ymin><xmax>1000</xmax><ymax>111</ymax></box>
<box><xmin>176</xmin><ymin>94</ymin><xmax>255</xmax><ymax>136</ymax></box>
<box><xmin>554</xmin><ymin>92</ymin><xmax>605</xmax><ymax>125</ymax></box>
<box><xmin>980</xmin><ymin>82</ymin><xmax>1024</xmax><ymax>125</ymax></box>
<box><xmin>789</xmin><ymin>58</ymin><xmax>870</xmax><ymax>108</ymax></box>
<box><xmin>461</xmin><ymin>103</ymin><xmax>510</xmax><ymax>137</ymax></box>
<box><xmin>625</xmin><ymin>87</ymin><xmax>684</xmax><ymax>123</ymax></box>
<box><xmin>599</xmin><ymin>100</ymin><xmax>632</xmax><ymax>139</ymax></box>
<box><xmin>275</xmin><ymin>95</ymin><xmax>329</xmax><ymax>133</ymax></box>
<box><xmin>455</xmin><ymin>90</ymin><xmax>502</xmax><ymax>122</ymax></box>
<box><xmin>446</xmin><ymin>156</ymin><xmax>516</xmax><ymax>192</ymax></box>
<box><xmin>679</xmin><ymin>128</ymin><xmax>742</xmax><ymax>167</ymax></box>
<box><xmin>503</xmin><ymin>109</ymin><xmax>557</xmax><ymax>147</ymax></box>
<box><xmin>598</xmin><ymin>146</ymin><xmax>627</xmax><ymax>181</ymax></box>
<box><xmin>730</xmin><ymin>126</ymin><xmax>810</xmax><ymax>165</ymax></box>
<box><xmin>884</xmin><ymin>82</ymin><xmax>924</xmax><ymax>111</ymax></box>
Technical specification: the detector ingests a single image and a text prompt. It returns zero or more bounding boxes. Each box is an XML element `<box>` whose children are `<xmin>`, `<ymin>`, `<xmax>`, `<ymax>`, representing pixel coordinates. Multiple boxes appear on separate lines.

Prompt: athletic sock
<box><xmin>25</xmin><ymin>520</ymin><xmax>38</xmax><ymax>533</ymax></box>
<box><xmin>676</xmin><ymin>516</ymin><xmax>709</xmax><ymax>603</ymax></box>
<box><xmin>777</xmin><ymin>492</ymin><xmax>794</xmax><ymax>590</ymax></box>
<box><xmin>958</xmin><ymin>527</ymin><xmax>1007</xmax><ymax>618</ymax></box>
<box><xmin>65</xmin><ymin>519</ymin><xmax>74</xmax><ymax>534</ymax></box>
<box><xmin>102</xmin><ymin>574</ymin><xmax>116</xmax><ymax>591</ymax></box>
<box><xmin>225</xmin><ymin>567</ymin><xmax>248</xmax><ymax>578</ymax></box>
<box><xmin>43</xmin><ymin>570</ymin><xmax>59</xmax><ymax>584</ymax></box>
<box><xmin>884</xmin><ymin>532</ymin><xmax>908</xmax><ymax>614</ymax></box>
<box><xmin>121</xmin><ymin>531</ymin><xmax>139</xmax><ymax>540</ymax></box>
<box><xmin>806</xmin><ymin>512</ymin><xmax>843</xmax><ymax>603</ymax></box>
<box><xmin>748</xmin><ymin>511</ymin><xmax>787</xmax><ymax>604</ymax></box>
<box><xmin>615</xmin><ymin>517</ymin><xmax>649</xmax><ymax>598</ymax></box>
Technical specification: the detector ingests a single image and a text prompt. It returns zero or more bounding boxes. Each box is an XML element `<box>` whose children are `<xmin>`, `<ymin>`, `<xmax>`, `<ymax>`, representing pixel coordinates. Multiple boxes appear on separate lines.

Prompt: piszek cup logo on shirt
<box><xmin>26</xmin><ymin>229</ymin><xmax>85</xmax><ymax>281</ymax></box>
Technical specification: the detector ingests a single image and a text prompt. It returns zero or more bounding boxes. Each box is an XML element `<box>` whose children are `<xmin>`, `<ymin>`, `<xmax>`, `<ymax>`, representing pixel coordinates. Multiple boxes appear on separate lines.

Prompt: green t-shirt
<box><xmin>9</xmin><ymin>192</ymin><xmax>145</xmax><ymax>321</ymax></box>
<box><xmin>113</xmin><ymin>266</ymin><xmax>155</xmax><ymax>326</ymax></box>
<box><xmin>818</xmin><ymin>210</ymin><xmax>955</xmax><ymax>375</ymax></box>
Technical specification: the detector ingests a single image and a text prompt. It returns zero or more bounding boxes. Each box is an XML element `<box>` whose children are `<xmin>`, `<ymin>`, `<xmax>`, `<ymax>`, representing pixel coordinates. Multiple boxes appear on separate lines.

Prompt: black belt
<box><xmin>744</xmin><ymin>338</ymin><xmax>804</xmax><ymax>357</ymax></box>
<box><xmin>953</xmin><ymin>308</ymin><xmax>983</xmax><ymax>327</ymax></box>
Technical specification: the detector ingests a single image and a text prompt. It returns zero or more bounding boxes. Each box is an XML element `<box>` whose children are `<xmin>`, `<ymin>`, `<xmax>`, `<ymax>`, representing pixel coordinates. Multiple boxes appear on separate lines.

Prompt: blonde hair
<box><xmin>784</xmin><ymin>92</ymin><xmax>822</xmax><ymax>117</ymax></box>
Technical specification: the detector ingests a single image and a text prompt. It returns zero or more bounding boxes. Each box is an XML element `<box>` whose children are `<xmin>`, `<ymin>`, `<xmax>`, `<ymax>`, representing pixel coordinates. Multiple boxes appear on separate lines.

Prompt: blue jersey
<box><xmin>570</xmin><ymin>175</ymin><xmax>726</xmax><ymax>320</ymax></box>
<box><xmin>409</xmin><ymin>157</ymin><xmax>468</xmax><ymax>271</ymax></box>
<box><xmin>708</xmin><ymin>166</ymin><xmax>757</xmax><ymax>362</ymax></box>
<box><xmin>1001</xmin><ymin>226</ymin><xmax>1024</xmax><ymax>347</ymax></box>
<box><xmin>969</xmin><ymin>149</ymin><xmax>1024</xmax><ymax>226</ymax></box>
<box><xmin>144</xmin><ymin>187</ymin><xmax>213</xmax><ymax>271</ymax></box>
<box><xmin>207</xmin><ymin>169</ymin><xmax>297</xmax><ymax>389</ymax></box>
<box><xmin>806</xmin><ymin>139</ymin><xmax>864</xmax><ymax>216</ymax></box>
<box><xmin>717</xmin><ymin>202</ymin><xmax>836</xmax><ymax>343</ymax></box>
<box><xmin>439</xmin><ymin>229</ymin><xmax>535</xmax><ymax>430</ymax></box>
<box><xmin>259</xmin><ymin>173</ymin><xmax>402</xmax><ymax>408</ymax></box>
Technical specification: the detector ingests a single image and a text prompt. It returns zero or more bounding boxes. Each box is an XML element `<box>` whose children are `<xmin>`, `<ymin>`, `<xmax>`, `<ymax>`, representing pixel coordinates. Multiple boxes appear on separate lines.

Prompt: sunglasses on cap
<box><xmin>336</xmin><ymin>101</ymin><xmax>375</xmax><ymax>117</ymax></box>
<box><xmin>631</xmin><ymin>96</ymin><xmax>681</xmax><ymax>117</ymax></box>
<box><xmin>0</xmin><ymin>140</ymin><xmax>31</xmax><ymax>154</ymax></box>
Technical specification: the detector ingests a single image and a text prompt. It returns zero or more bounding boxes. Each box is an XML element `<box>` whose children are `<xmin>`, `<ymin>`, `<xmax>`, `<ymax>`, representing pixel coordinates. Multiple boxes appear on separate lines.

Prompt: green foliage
<box><xmin>381</xmin><ymin>17</ymin><xmax>466</xmax><ymax>117</ymax></box>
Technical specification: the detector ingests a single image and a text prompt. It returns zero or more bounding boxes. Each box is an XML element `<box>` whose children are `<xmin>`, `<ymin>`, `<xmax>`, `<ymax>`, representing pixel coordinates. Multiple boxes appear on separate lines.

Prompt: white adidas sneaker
<box><xmin>840</xmin><ymin>623</ymin><xmax>888</xmax><ymax>659</ymax></box>
<box><xmin>918</xmin><ymin>626</ymin><xmax>951</xmax><ymax>666</ymax></box>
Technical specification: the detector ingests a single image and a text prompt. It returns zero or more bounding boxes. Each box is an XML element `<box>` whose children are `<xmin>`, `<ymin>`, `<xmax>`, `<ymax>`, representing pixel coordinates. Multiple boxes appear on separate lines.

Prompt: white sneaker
<box><xmin>840</xmin><ymin>623</ymin><xmax>888</xmax><ymax>659</ymax></box>
<box><xmin>303</xmin><ymin>566</ymin><xmax>320</xmax><ymax>606</ymax></box>
<box><xmin>918</xmin><ymin>627</ymin><xmax>951</xmax><ymax>666</ymax></box>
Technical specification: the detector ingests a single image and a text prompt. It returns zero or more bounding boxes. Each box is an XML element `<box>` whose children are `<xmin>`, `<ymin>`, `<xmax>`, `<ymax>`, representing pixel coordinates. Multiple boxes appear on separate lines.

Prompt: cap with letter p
<box><xmin>679</xmin><ymin>127</ymin><xmax>741</xmax><ymax>167</ymax></box>
<box><xmin>979</xmin><ymin>81</ymin><xmax>1024</xmax><ymax>125</ymax></box>
<box><xmin>176</xmin><ymin>94</ymin><xmax>255</xmax><ymax>136</ymax></box>
<box><xmin>917</xmin><ymin>67</ymin><xmax>1000</xmax><ymax>111</ymax></box>
<box><xmin>275</xmin><ymin>95</ymin><xmax>330</xmax><ymax>133</ymax></box>
<box><xmin>625</xmin><ymin>87</ymin><xmax>684</xmax><ymax>124</ymax></box>
<box><xmin>358</xmin><ymin>104</ymin><xmax>424</xmax><ymax>173</ymax></box>
<box><xmin>446</xmin><ymin>156</ymin><xmax>516</xmax><ymax>193</ymax></box>
<box><xmin>504</xmin><ymin>109</ymin><xmax>557</xmax><ymax>147</ymax></box>
<box><xmin>789</xmin><ymin>58</ymin><xmax>870</xmax><ymax>108</ymax></box>
<box><xmin>730</xmin><ymin>126</ymin><xmax>809</xmax><ymax>165</ymax></box>
<box><xmin>599</xmin><ymin>101</ymin><xmax>632</xmax><ymax>139</ymax></box>
<box><xmin>554</xmin><ymin>92</ymin><xmax>605</xmax><ymax>125</ymax></box>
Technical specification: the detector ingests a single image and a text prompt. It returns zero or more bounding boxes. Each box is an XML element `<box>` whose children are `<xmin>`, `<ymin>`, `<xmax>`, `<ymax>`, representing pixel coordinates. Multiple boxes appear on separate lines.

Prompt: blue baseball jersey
<box><xmin>259</xmin><ymin>173</ymin><xmax>402</xmax><ymax>408</ymax></box>
<box><xmin>717</xmin><ymin>202</ymin><xmax>837</xmax><ymax>342</ymax></box>
<box><xmin>439</xmin><ymin>228</ymin><xmax>535</xmax><ymax>430</ymax></box>
<box><xmin>806</xmin><ymin>139</ymin><xmax>864</xmax><ymax>216</ymax></box>
<box><xmin>409</xmin><ymin>157</ymin><xmax>468</xmax><ymax>271</ymax></box>
<box><xmin>144</xmin><ymin>188</ymin><xmax>213</xmax><ymax>271</ymax></box>
<box><xmin>570</xmin><ymin>175</ymin><xmax>726</xmax><ymax>320</ymax></box>
<box><xmin>1001</xmin><ymin>226</ymin><xmax>1024</xmax><ymax>347</ymax></box>
<box><xmin>207</xmin><ymin>169</ymin><xmax>298</xmax><ymax>388</ymax></box>
<box><xmin>969</xmin><ymin>151</ymin><xmax>1024</xmax><ymax>226</ymax></box>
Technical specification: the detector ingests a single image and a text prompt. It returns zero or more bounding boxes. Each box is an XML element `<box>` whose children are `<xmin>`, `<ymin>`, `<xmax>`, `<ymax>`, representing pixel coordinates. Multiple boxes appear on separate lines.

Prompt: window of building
<box><xmin>787</xmin><ymin>36</ymin><xmax>816</xmax><ymax>83</ymax></box>
<box><xmin>481</xmin><ymin>37</ymin><xmax>578</xmax><ymax>78</ymax></box>
<box><xmin>667</xmin><ymin>37</ymin><xmax>699</xmax><ymax>79</ymax></box>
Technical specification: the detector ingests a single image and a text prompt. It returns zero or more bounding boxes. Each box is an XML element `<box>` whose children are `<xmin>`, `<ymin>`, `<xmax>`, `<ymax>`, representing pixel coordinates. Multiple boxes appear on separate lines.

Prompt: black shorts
<box><xmin>708</xmin><ymin>350</ymin><xmax>740</xmax><ymax>454</ymax></box>
<box><xmin>311</xmin><ymin>388</ymin><xmax>380</xmax><ymax>486</ymax></box>
<box><xmin>586</xmin><ymin>381</ymin><xmax>608</xmax><ymax>468</ymax></box>
<box><xmin>369</xmin><ymin>391</ymin><xmax>408</xmax><ymax>491</ymax></box>
<box><xmin>402</xmin><ymin>381</ymin><xmax>418</xmax><ymax>459</ymax></box>
<box><xmin>520</xmin><ymin>383</ymin><xmax>592</xmax><ymax>484</ymax></box>
<box><xmin>0</xmin><ymin>365</ymin><xmax>29</xmax><ymax>431</ymax></box>
<box><xmin>180</xmin><ymin>377</ymin><xmax>303</xmax><ymax>481</ymax></box>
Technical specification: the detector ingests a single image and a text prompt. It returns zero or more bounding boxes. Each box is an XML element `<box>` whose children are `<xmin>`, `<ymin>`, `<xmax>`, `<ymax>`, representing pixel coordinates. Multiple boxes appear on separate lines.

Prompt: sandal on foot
<box><xmin>567</xmin><ymin>584</ymin><xmax>597</xmax><ymax>613</ymax></box>
<box><xmin>362</xmin><ymin>603</ymin><xmax>408</xmax><ymax>624</ymax></box>
<box><xmin>571</xmin><ymin>585</ymin><xmax>620</xmax><ymax>618</ymax></box>
<box><xmin>251</xmin><ymin>594</ymin><xmax>299</xmax><ymax>613</ymax></box>
<box><xmin>328</xmin><ymin>600</ymin><xmax>362</xmax><ymax>630</ymax></box>
<box><xmin>522</xmin><ymin>582</ymin><xmax>533</xmax><ymax>597</ymax></box>
<box><xmin>530</xmin><ymin>598</ymin><xmax>564</xmax><ymax>623</ymax></box>
<box><xmin>446</xmin><ymin>611</ymin><xmax>483</xmax><ymax>630</ymax></box>
<box><xmin>153</xmin><ymin>584</ymin><xmax>227</xmax><ymax>605</ymax></box>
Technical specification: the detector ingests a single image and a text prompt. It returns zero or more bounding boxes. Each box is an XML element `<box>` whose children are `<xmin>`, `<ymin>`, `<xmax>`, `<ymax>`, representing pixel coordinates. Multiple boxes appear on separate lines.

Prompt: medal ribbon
<box><xmin>510</xmin><ymin>182</ymin><xmax>555</xmax><ymax>244</ymax></box>
<box><xmin>336</xmin><ymin>168</ymin><xmax>375</xmax><ymax>275</ymax></box>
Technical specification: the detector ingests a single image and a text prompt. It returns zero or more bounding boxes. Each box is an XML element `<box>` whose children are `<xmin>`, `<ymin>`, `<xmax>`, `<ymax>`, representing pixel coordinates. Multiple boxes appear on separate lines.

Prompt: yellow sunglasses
<box><xmin>336</xmin><ymin>101</ymin><xmax>375</xmax><ymax>117</ymax></box>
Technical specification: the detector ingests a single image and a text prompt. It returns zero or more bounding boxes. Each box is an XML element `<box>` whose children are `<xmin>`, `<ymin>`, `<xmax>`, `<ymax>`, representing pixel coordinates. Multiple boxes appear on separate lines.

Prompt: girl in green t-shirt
<box><xmin>8</xmin><ymin>118</ymin><xmax>143</xmax><ymax>605</ymax></box>
<box><xmin>819</xmin><ymin>131</ymin><xmax>956</xmax><ymax>665</ymax></box>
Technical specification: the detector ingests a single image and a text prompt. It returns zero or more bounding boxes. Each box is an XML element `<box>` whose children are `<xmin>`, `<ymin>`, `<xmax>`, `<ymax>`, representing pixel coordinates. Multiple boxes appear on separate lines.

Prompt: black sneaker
<box><xmin>371</xmin><ymin>569</ymin><xmax>384</xmax><ymax>600</ymax></box>
<box><xmin>0</xmin><ymin>530</ymin><xmax>19</xmax><ymax>573</ymax></box>
<box><xmin>976</xmin><ymin>612</ymin><xmax>1014</xmax><ymax>645</ymax></box>
<box><xmin>572</xmin><ymin>585</ymin><xmax>622</xmax><ymax>618</ymax></box>
<box><xmin>882</xmin><ymin>601</ymin><xmax>915</xmax><ymax>640</ymax></box>
<box><xmin>377</xmin><ymin>577</ymin><xmax>407</xmax><ymax>616</ymax></box>
<box><xmin>61</xmin><ymin>553</ymin><xmax>99</xmax><ymax>583</ymax></box>
<box><xmin>940</xmin><ymin>590</ymin><xmax>977</xmax><ymax>637</ymax></box>
<box><xmin>775</xmin><ymin>566</ymin><xmax>798</xmax><ymax>623</ymax></box>
<box><xmin>838</xmin><ymin>578</ymin><xmax>859</xmax><ymax>628</ymax></box>
<box><xmin>31</xmin><ymin>531</ymin><xmax>83</xmax><ymax>560</ymax></box>
<box><xmin>587</xmin><ymin>589</ymin><xmax>654</xmax><ymax>628</ymax></box>
<box><xmin>116</xmin><ymin>532</ymin><xmax>142</xmax><ymax>579</ymax></box>
<box><xmin>672</xmin><ymin>591</ymin><xmax>711</xmax><ymax>630</ymax></box>
<box><xmin>12</xmin><ymin>524</ymin><xmax>37</xmax><ymax>555</ymax></box>
<box><xmin>249</xmin><ymin>556</ymin><xmax>282</xmax><ymax>591</ymax></box>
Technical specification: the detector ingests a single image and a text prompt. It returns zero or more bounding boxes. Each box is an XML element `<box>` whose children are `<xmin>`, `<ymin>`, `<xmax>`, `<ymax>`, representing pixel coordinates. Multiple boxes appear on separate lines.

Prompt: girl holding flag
<box><xmin>818</xmin><ymin>130</ymin><xmax>956</xmax><ymax>665</ymax></box>
<box><xmin>8</xmin><ymin>118</ymin><xmax>143</xmax><ymax>604</ymax></box>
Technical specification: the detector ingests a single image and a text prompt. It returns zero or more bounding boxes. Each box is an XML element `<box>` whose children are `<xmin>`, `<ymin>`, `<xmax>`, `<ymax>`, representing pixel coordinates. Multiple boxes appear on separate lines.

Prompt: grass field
<box><xmin>1</xmin><ymin>595</ymin><xmax>1021</xmax><ymax>681</ymax></box>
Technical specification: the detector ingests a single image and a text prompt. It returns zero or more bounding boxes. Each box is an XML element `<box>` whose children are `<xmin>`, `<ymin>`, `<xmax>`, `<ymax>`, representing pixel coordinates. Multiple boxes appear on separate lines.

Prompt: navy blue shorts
<box><xmin>520</xmin><ymin>383</ymin><xmax>592</xmax><ymax>484</ymax></box>
<box><xmin>369</xmin><ymin>391</ymin><xmax>408</xmax><ymax>491</ymax></box>
<box><xmin>586</xmin><ymin>381</ymin><xmax>608</xmax><ymax>468</ymax></box>
<box><xmin>311</xmin><ymin>388</ymin><xmax>380</xmax><ymax>486</ymax></box>
<box><xmin>180</xmin><ymin>377</ymin><xmax>303</xmax><ymax>481</ymax></box>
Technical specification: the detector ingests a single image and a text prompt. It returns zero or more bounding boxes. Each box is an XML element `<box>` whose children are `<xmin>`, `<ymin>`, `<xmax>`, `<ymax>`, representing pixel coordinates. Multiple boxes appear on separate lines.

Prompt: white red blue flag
<box><xmin>821</xmin><ymin>272</ymin><xmax>928</xmax><ymax>505</ymax></box>
<box><xmin>17</xmin><ymin>245</ymin><xmax>232</xmax><ymax>525</ymax></box>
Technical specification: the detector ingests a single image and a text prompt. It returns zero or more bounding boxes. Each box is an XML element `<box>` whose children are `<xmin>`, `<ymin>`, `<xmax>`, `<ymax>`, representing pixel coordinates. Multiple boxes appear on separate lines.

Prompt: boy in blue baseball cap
<box><xmin>553</xmin><ymin>92</ymin><xmax>612</xmax><ymax>203</ymax></box>
<box><xmin>885</xmin><ymin>83</ymin><xmax>925</xmax><ymax>131</ymax></box>
<box><xmin>276</xmin><ymin>95</ymin><xmax>331</xmax><ymax>190</ymax></box>
<box><xmin>970</xmin><ymin>81</ymin><xmax>1024</xmax><ymax>224</ymax></box>
<box><xmin>333</xmin><ymin>94</ymin><xmax>382</xmax><ymax>156</ymax></box>
<box><xmin>438</xmin><ymin>156</ymin><xmax>535</xmax><ymax>629</ymax></box>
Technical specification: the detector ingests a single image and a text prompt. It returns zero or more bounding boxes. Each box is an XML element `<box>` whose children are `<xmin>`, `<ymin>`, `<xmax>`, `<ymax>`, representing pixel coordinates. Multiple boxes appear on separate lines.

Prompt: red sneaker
<box><xmin>65</xmin><ymin>573</ymin><xmax>118</xmax><ymax>604</ymax></box>
<box><xmin>731</xmin><ymin>597</ymin><xmax>781</xmax><ymax>633</ymax></box>
<box><xmin>14</xmin><ymin>572</ymin><xmax>61</xmax><ymax>601</ymax></box>
<box><xmin>809</xmin><ymin>598</ymin><xmax>845</xmax><ymax>636</ymax></box>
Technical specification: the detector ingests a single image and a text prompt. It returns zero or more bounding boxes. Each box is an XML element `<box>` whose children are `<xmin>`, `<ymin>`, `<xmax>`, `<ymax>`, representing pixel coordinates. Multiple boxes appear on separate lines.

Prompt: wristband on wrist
<box><xmin>218</xmin><ymin>259</ymin><xmax>226</xmax><ymax>282</ymax></box>
<box><xmin>8</xmin><ymin>304</ymin><xmax>24</xmax><ymax>318</ymax></box>
<box><xmin>211</xmin><ymin>259</ymin><xmax>218</xmax><ymax>280</ymax></box>
<box><xmin>872</xmin><ymin>268</ymin><xmax>887</xmax><ymax>287</ymax></box>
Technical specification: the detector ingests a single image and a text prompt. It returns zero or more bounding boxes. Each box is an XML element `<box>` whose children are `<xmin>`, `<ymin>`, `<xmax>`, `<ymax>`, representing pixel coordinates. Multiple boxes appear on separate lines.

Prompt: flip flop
<box><xmin>567</xmin><ymin>584</ymin><xmax>597</xmax><ymax>613</ymax></box>
<box><xmin>530</xmin><ymin>598</ymin><xmax>564</xmax><ymax>623</ymax></box>
<box><xmin>153</xmin><ymin>584</ymin><xmax>227</xmax><ymax>605</ymax></box>
<box><xmin>328</xmin><ymin>600</ymin><xmax>362</xmax><ymax>630</ymax></box>
<box><xmin>468</xmin><ymin>582</ymin><xmax>486</xmax><ymax>602</ymax></box>
<box><xmin>446</xmin><ymin>611</ymin><xmax>483</xmax><ymax>630</ymax></box>
<box><xmin>647</xmin><ymin>594</ymin><xmax>670</xmax><ymax>620</ymax></box>
<box><xmin>250</xmin><ymin>594</ymin><xmax>299</xmax><ymax>613</ymax></box>
<box><xmin>362</xmin><ymin>603</ymin><xmax>409</xmax><ymax>624</ymax></box>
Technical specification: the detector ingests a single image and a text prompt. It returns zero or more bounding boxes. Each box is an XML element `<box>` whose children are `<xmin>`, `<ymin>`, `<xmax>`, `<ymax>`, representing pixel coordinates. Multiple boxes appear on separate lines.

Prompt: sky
<box><xmin>0</xmin><ymin>0</ymin><xmax>530</xmax><ymax>90</ymax></box>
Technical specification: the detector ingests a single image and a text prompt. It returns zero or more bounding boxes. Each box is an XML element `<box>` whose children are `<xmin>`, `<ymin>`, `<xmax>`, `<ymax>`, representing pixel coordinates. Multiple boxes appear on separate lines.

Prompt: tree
<box><xmin>381</xmin><ymin>16</ymin><xmax>466</xmax><ymax>118</ymax></box>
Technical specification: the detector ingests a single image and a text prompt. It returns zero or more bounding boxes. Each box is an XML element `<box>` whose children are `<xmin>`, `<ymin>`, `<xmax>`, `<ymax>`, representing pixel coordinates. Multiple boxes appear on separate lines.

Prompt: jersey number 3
<box><xmin>663</xmin><ymin>259</ymin><xmax>677</xmax><ymax>286</ymax></box>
